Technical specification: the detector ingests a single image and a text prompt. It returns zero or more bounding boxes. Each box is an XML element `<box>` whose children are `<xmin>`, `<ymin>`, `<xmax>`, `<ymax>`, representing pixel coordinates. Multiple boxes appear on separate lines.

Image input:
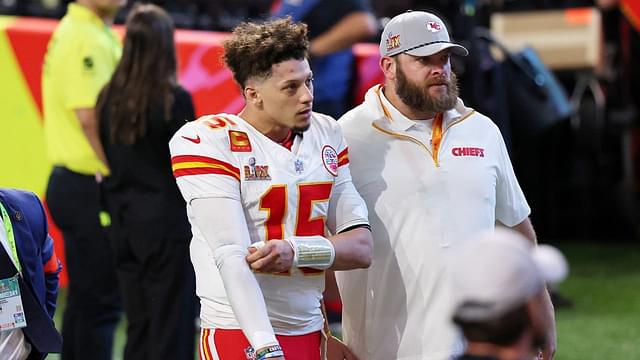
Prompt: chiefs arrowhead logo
<box><xmin>426</xmin><ymin>21</ymin><xmax>442</xmax><ymax>32</ymax></box>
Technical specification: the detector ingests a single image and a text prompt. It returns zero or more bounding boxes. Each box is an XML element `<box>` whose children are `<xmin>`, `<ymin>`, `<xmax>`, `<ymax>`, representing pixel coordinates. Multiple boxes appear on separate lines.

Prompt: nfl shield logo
<box><xmin>295</xmin><ymin>159</ymin><xmax>304</xmax><ymax>174</ymax></box>
<box><xmin>244</xmin><ymin>346</ymin><xmax>256</xmax><ymax>359</ymax></box>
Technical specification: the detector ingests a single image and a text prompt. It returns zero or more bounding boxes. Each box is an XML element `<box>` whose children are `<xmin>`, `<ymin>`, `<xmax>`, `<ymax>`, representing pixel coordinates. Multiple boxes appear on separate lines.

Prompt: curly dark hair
<box><xmin>223</xmin><ymin>17</ymin><xmax>309</xmax><ymax>90</ymax></box>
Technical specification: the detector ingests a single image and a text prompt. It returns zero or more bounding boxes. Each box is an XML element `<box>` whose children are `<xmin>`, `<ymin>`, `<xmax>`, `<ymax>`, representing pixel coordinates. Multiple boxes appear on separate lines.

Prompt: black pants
<box><xmin>109</xmin><ymin>195</ymin><xmax>197</xmax><ymax>360</ymax></box>
<box><xmin>46</xmin><ymin>167</ymin><xmax>121</xmax><ymax>360</ymax></box>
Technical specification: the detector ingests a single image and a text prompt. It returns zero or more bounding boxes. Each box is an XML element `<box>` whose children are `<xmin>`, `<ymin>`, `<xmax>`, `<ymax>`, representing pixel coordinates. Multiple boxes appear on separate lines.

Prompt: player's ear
<box><xmin>243</xmin><ymin>84</ymin><xmax>262</xmax><ymax>109</ymax></box>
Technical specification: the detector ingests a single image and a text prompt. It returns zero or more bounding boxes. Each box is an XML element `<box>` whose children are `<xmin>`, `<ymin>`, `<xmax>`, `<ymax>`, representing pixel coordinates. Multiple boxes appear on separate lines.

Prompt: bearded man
<box><xmin>334</xmin><ymin>10</ymin><xmax>558</xmax><ymax>360</ymax></box>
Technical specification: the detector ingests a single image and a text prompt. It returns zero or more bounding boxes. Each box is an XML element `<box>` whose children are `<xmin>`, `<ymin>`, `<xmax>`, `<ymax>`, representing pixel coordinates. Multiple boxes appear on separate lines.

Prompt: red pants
<box><xmin>199</xmin><ymin>328</ymin><xmax>321</xmax><ymax>360</ymax></box>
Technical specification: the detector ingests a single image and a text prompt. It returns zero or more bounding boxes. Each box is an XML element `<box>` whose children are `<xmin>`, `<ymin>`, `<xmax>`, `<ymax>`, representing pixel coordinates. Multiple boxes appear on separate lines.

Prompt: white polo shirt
<box><xmin>335</xmin><ymin>85</ymin><xmax>530</xmax><ymax>360</ymax></box>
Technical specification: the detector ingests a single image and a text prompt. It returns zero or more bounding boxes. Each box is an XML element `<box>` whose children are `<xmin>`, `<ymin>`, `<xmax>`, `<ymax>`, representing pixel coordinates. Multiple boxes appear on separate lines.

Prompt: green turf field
<box><xmin>46</xmin><ymin>242</ymin><xmax>640</xmax><ymax>359</ymax></box>
<box><xmin>553</xmin><ymin>242</ymin><xmax>640</xmax><ymax>359</ymax></box>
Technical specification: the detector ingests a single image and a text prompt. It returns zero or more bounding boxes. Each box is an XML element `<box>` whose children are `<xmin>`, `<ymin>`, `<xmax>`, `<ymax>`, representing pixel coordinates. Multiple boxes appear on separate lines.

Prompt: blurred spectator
<box><xmin>272</xmin><ymin>0</ymin><xmax>378</xmax><ymax>119</ymax></box>
<box><xmin>191</xmin><ymin>0</ymin><xmax>272</xmax><ymax>30</ymax></box>
<box><xmin>0</xmin><ymin>0</ymin><xmax>65</xmax><ymax>17</ymax></box>
<box><xmin>96</xmin><ymin>3</ymin><xmax>197</xmax><ymax>360</ymax></box>
<box><xmin>597</xmin><ymin>0</ymin><xmax>640</xmax><ymax>235</ymax></box>
<box><xmin>42</xmin><ymin>0</ymin><xmax>124</xmax><ymax>359</ymax></box>
<box><xmin>450</xmin><ymin>228</ymin><xmax>568</xmax><ymax>360</ymax></box>
<box><xmin>0</xmin><ymin>188</ymin><xmax>62</xmax><ymax>360</ymax></box>
<box><xmin>113</xmin><ymin>0</ymin><xmax>272</xmax><ymax>30</ymax></box>
<box><xmin>597</xmin><ymin>0</ymin><xmax>639</xmax><ymax>125</ymax></box>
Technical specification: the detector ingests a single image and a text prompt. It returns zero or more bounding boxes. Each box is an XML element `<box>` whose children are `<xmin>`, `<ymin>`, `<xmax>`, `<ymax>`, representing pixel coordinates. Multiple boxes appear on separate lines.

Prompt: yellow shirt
<box><xmin>42</xmin><ymin>3</ymin><xmax>121</xmax><ymax>175</ymax></box>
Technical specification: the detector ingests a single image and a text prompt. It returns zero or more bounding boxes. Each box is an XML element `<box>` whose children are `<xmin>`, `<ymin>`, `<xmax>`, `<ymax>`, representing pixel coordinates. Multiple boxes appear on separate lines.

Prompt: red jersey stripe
<box><xmin>172</xmin><ymin>155</ymin><xmax>240</xmax><ymax>180</ymax></box>
<box><xmin>173</xmin><ymin>167</ymin><xmax>241</xmax><ymax>181</ymax></box>
<box><xmin>338</xmin><ymin>147</ymin><xmax>349</xmax><ymax>167</ymax></box>
<box><xmin>172</xmin><ymin>155</ymin><xmax>239</xmax><ymax>171</ymax></box>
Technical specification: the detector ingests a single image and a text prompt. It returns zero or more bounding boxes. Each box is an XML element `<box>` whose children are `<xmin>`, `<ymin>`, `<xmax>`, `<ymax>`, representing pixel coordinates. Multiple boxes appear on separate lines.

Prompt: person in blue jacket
<box><xmin>0</xmin><ymin>188</ymin><xmax>62</xmax><ymax>359</ymax></box>
<box><xmin>272</xmin><ymin>0</ymin><xmax>378</xmax><ymax>119</ymax></box>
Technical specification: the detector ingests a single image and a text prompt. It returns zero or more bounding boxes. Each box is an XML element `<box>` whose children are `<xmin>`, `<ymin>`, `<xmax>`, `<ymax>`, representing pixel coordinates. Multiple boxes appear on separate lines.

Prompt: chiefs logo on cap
<box><xmin>426</xmin><ymin>21</ymin><xmax>441</xmax><ymax>32</ymax></box>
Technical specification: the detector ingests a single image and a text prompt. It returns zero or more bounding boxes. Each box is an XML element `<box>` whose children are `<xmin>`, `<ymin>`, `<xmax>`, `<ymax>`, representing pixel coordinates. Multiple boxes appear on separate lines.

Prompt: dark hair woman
<box><xmin>96</xmin><ymin>4</ymin><xmax>197</xmax><ymax>359</ymax></box>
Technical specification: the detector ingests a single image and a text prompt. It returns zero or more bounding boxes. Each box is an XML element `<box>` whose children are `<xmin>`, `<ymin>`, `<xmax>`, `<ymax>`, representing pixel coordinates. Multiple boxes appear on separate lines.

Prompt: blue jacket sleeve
<box><xmin>35</xmin><ymin>195</ymin><xmax>61</xmax><ymax>318</ymax></box>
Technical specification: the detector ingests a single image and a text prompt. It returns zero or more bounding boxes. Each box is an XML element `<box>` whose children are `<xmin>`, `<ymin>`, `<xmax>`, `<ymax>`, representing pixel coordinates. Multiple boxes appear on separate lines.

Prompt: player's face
<box><xmin>394</xmin><ymin>50</ymin><xmax>458</xmax><ymax>114</ymax></box>
<box><xmin>257</xmin><ymin>58</ymin><xmax>314</xmax><ymax>134</ymax></box>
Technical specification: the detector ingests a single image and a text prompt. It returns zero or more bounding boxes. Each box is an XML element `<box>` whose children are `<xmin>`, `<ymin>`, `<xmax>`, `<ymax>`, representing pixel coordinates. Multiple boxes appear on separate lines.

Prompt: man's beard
<box><xmin>395</xmin><ymin>66</ymin><xmax>459</xmax><ymax>114</ymax></box>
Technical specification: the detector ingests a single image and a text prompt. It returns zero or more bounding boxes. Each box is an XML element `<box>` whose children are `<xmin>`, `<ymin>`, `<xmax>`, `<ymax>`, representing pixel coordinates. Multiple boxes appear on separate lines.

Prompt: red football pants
<box><xmin>199</xmin><ymin>328</ymin><xmax>321</xmax><ymax>360</ymax></box>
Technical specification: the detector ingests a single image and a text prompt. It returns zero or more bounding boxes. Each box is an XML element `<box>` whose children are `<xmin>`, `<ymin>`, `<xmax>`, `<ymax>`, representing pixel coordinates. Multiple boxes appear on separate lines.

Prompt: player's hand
<box><xmin>246</xmin><ymin>240</ymin><xmax>294</xmax><ymax>273</ymax></box>
<box><xmin>327</xmin><ymin>335</ymin><xmax>358</xmax><ymax>360</ymax></box>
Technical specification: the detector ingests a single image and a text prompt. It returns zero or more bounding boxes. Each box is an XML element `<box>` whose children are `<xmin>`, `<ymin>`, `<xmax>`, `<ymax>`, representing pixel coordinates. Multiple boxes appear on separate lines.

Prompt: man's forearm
<box><xmin>75</xmin><ymin>108</ymin><xmax>109</xmax><ymax>171</ymax></box>
<box><xmin>511</xmin><ymin>217</ymin><xmax>537</xmax><ymax>244</ymax></box>
<box><xmin>540</xmin><ymin>288</ymin><xmax>557</xmax><ymax>359</ymax></box>
<box><xmin>511</xmin><ymin>218</ymin><xmax>556</xmax><ymax>358</ymax></box>
<box><xmin>192</xmin><ymin>198</ymin><xmax>279</xmax><ymax>350</ymax></box>
<box><xmin>310</xmin><ymin>12</ymin><xmax>378</xmax><ymax>57</ymax></box>
<box><xmin>328</xmin><ymin>227</ymin><xmax>372</xmax><ymax>270</ymax></box>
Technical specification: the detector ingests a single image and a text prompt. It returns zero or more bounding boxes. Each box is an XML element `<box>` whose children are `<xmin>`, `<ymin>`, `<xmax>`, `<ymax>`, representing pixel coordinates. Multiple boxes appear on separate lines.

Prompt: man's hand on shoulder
<box><xmin>327</xmin><ymin>335</ymin><xmax>358</xmax><ymax>360</ymax></box>
<box><xmin>246</xmin><ymin>240</ymin><xmax>294</xmax><ymax>273</ymax></box>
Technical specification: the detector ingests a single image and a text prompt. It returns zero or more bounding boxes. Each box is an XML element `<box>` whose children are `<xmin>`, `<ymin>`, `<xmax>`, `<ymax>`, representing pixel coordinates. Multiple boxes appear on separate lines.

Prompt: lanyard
<box><xmin>375</xmin><ymin>85</ymin><xmax>444</xmax><ymax>166</ymax></box>
<box><xmin>0</xmin><ymin>202</ymin><xmax>21</xmax><ymax>273</ymax></box>
<box><xmin>431</xmin><ymin>112</ymin><xmax>444</xmax><ymax>165</ymax></box>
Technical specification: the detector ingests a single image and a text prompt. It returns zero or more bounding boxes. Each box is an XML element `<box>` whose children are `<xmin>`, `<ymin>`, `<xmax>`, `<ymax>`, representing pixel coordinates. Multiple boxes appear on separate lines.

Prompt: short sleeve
<box><xmin>337</xmin><ymin>142</ymin><xmax>352</xmax><ymax>185</ymax></box>
<box><xmin>326</xmin><ymin>119</ymin><xmax>369</xmax><ymax>233</ymax></box>
<box><xmin>169</xmin><ymin>118</ymin><xmax>242</xmax><ymax>203</ymax></box>
<box><xmin>495</xmin><ymin>131</ymin><xmax>531</xmax><ymax>226</ymax></box>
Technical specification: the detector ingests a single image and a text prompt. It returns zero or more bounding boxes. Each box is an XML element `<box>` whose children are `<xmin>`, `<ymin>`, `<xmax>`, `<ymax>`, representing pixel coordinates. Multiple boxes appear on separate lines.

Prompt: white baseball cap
<box><xmin>380</xmin><ymin>10</ymin><xmax>469</xmax><ymax>58</ymax></box>
<box><xmin>450</xmin><ymin>228</ymin><xmax>568</xmax><ymax>322</ymax></box>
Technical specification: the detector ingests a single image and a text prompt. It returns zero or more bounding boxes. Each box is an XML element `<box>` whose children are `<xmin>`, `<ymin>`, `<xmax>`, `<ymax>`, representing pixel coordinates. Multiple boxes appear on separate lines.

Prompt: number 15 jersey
<box><xmin>169</xmin><ymin>112</ymin><xmax>369</xmax><ymax>335</ymax></box>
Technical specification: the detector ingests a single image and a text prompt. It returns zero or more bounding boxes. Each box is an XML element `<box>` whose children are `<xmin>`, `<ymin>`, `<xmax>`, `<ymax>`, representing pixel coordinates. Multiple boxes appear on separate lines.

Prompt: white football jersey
<box><xmin>169</xmin><ymin>113</ymin><xmax>368</xmax><ymax>335</ymax></box>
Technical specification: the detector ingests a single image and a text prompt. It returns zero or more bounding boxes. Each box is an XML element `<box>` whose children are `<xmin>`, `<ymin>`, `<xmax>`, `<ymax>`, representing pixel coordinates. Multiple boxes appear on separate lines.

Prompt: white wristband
<box><xmin>287</xmin><ymin>236</ymin><xmax>335</xmax><ymax>269</ymax></box>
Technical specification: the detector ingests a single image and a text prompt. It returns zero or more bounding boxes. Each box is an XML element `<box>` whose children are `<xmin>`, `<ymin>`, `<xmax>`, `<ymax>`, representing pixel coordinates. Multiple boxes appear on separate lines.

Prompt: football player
<box><xmin>169</xmin><ymin>17</ymin><xmax>372</xmax><ymax>360</ymax></box>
